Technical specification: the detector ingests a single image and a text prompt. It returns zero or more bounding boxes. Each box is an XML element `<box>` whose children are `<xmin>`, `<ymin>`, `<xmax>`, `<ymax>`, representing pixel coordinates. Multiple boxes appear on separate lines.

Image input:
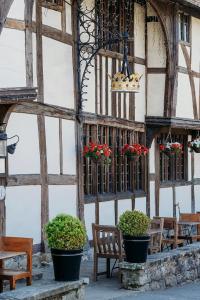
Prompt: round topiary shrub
<box><xmin>45</xmin><ymin>214</ymin><xmax>87</xmax><ymax>250</ymax></box>
<box><xmin>118</xmin><ymin>210</ymin><xmax>150</xmax><ymax>237</ymax></box>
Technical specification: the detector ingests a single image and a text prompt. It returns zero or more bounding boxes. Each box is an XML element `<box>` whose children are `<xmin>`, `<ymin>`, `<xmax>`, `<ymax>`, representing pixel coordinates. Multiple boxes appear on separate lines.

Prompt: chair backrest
<box><xmin>180</xmin><ymin>213</ymin><xmax>200</xmax><ymax>222</ymax></box>
<box><xmin>152</xmin><ymin>217</ymin><xmax>164</xmax><ymax>231</ymax></box>
<box><xmin>92</xmin><ymin>224</ymin><xmax>123</xmax><ymax>259</ymax></box>
<box><xmin>163</xmin><ymin>217</ymin><xmax>178</xmax><ymax>239</ymax></box>
<box><xmin>0</xmin><ymin>236</ymin><xmax>33</xmax><ymax>272</ymax></box>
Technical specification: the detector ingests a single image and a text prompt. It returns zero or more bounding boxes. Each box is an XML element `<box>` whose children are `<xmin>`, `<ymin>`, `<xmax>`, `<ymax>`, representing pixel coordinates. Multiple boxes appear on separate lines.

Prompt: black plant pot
<box><xmin>123</xmin><ymin>235</ymin><xmax>150</xmax><ymax>263</ymax></box>
<box><xmin>51</xmin><ymin>249</ymin><xmax>83</xmax><ymax>281</ymax></box>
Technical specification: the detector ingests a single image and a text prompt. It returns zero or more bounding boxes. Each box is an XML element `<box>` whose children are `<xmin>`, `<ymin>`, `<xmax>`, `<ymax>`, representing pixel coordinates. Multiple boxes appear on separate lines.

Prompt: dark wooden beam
<box><xmin>0</xmin><ymin>0</ymin><xmax>14</xmax><ymax>34</ymax></box>
<box><xmin>146</xmin><ymin>116</ymin><xmax>200</xmax><ymax>130</ymax></box>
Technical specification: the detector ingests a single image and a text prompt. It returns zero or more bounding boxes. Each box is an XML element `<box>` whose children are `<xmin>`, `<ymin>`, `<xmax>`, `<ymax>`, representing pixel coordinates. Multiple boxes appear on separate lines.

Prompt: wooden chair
<box><xmin>179</xmin><ymin>213</ymin><xmax>200</xmax><ymax>242</ymax></box>
<box><xmin>0</xmin><ymin>236</ymin><xmax>33</xmax><ymax>292</ymax></box>
<box><xmin>92</xmin><ymin>224</ymin><xmax>124</xmax><ymax>281</ymax></box>
<box><xmin>162</xmin><ymin>217</ymin><xmax>185</xmax><ymax>249</ymax></box>
<box><xmin>149</xmin><ymin>217</ymin><xmax>164</xmax><ymax>254</ymax></box>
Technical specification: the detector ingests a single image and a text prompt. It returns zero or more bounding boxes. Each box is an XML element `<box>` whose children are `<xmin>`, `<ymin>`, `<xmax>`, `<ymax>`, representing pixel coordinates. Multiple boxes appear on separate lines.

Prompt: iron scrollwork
<box><xmin>76</xmin><ymin>0</ymin><xmax>135</xmax><ymax>113</ymax></box>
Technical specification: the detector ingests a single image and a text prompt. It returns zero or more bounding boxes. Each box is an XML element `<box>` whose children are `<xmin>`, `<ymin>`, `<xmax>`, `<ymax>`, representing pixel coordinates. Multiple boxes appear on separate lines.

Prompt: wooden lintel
<box><xmin>146</xmin><ymin>116</ymin><xmax>200</xmax><ymax>130</ymax></box>
<box><xmin>7</xmin><ymin>174</ymin><xmax>76</xmax><ymax>186</ymax></box>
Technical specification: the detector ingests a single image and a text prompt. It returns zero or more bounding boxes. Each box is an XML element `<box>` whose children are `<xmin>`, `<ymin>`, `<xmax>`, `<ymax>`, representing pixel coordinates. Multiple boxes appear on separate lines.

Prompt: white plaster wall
<box><xmin>0</xmin><ymin>29</ymin><xmax>26</xmax><ymax>87</ymax></box>
<box><xmin>66</xmin><ymin>2</ymin><xmax>72</xmax><ymax>34</ymax></box>
<box><xmin>159</xmin><ymin>187</ymin><xmax>173</xmax><ymax>217</ymax></box>
<box><xmin>49</xmin><ymin>185</ymin><xmax>77</xmax><ymax>219</ymax></box>
<box><xmin>6</xmin><ymin>186</ymin><xmax>41</xmax><ymax>244</ymax></box>
<box><xmin>45</xmin><ymin>117</ymin><xmax>60</xmax><ymax>174</ymax></box>
<box><xmin>108</xmin><ymin>58</ymin><xmax>112</xmax><ymax>116</ymax></box>
<box><xmin>147</xmin><ymin>74</ymin><xmax>165</xmax><ymax>116</ymax></box>
<box><xmin>134</xmin><ymin>3</ymin><xmax>145</xmax><ymax>59</ymax></box>
<box><xmin>83</xmin><ymin>58</ymin><xmax>96</xmax><ymax>113</ymax></box>
<box><xmin>195</xmin><ymin>185</ymin><xmax>200</xmax><ymax>212</ymax></box>
<box><xmin>176</xmin><ymin>185</ymin><xmax>191</xmax><ymax>214</ymax></box>
<box><xmin>84</xmin><ymin>203</ymin><xmax>95</xmax><ymax>240</ymax></box>
<box><xmin>62</xmin><ymin>120</ymin><xmax>76</xmax><ymax>175</ymax></box>
<box><xmin>42</xmin><ymin>7</ymin><xmax>61</xmax><ymax>30</ymax></box>
<box><xmin>32</xmin><ymin>33</ymin><xmax>37</xmax><ymax>87</ymax></box>
<box><xmin>43</xmin><ymin>37</ymin><xmax>74</xmax><ymax>109</ymax></box>
<box><xmin>150</xmin><ymin>181</ymin><xmax>156</xmax><ymax>218</ymax></box>
<box><xmin>191</xmin><ymin>17</ymin><xmax>200</xmax><ymax>72</ymax></box>
<box><xmin>178</xmin><ymin>45</ymin><xmax>187</xmax><ymax>68</ymax></box>
<box><xmin>99</xmin><ymin>201</ymin><xmax>115</xmax><ymax>225</ymax></box>
<box><xmin>7</xmin><ymin>113</ymin><xmax>40</xmax><ymax>174</ymax></box>
<box><xmin>187</xmin><ymin>135</ymin><xmax>192</xmax><ymax>180</ymax></box>
<box><xmin>176</xmin><ymin>73</ymin><xmax>194</xmax><ymax>118</ymax></box>
<box><xmin>0</xmin><ymin>159</ymin><xmax>5</xmax><ymax>174</ymax></box>
<box><xmin>194</xmin><ymin>153</ymin><xmax>200</xmax><ymax>178</ymax></box>
<box><xmin>194</xmin><ymin>77</ymin><xmax>200</xmax><ymax>118</ymax></box>
<box><xmin>147</xmin><ymin>22</ymin><xmax>166</xmax><ymax>68</ymax></box>
<box><xmin>118</xmin><ymin>199</ymin><xmax>132</xmax><ymax>220</ymax></box>
<box><xmin>7</xmin><ymin>0</ymin><xmax>24</xmax><ymax>20</ymax></box>
<box><xmin>135</xmin><ymin>197</ymin><xmax>146</xmax><ymax>214</ymax></box>
<box><xmin>135</xmin><ymin>64</ymin><xmax>146</xmax><ymax>122</ymax></box>
<box><xmin>149</xmin><ymin>140</ymin><xmax>155</xmax><ymax>174</ymax></box>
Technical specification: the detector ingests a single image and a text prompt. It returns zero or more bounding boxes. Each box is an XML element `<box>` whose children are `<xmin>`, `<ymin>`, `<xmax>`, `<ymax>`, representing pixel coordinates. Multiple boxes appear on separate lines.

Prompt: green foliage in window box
<box><xmin>45</xmin><ymin>214</ymin><xmax>87</xmax><ymax>250</ymax></box>
<box><xmin>118</xmin><ymin>210</ymin><xmax>150</xmax><ymax>237</ymax></box>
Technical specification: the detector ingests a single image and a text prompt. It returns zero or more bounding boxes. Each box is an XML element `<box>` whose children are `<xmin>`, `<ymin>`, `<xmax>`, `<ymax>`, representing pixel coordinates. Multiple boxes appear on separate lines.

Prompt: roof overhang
<box><xmin>170</xmin><ymin>0</ymin><xmax>200</xmax><ymax>17</ymax></box>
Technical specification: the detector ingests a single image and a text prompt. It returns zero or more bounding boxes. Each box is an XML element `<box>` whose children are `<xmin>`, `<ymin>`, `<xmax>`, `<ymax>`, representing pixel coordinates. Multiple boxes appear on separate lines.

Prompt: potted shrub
<box><xmin>188</xmin><ymin>139</ymin><xmax>200</xmax><ymax>153</ymax></box>
<box><xmin>83</xmin><ymin>142</ymin><xmax>112</xmax><ymax>163</ymax></box>
<box><xmin>122</xmin><ymin>143</ymin><xmax>149</xmax><ymax>161</ymax></box>
<box><xmin>159</xmin><ymin>142</ymin><xmax>183</xmax><ymax>157</ymax></box>
<box><xmin>45</xmin><ymin>214</ymin><xmax>86</xmax><ymax>281</ymax></box>
<box><xmin>118</xmin><ymin>210</ymin><xmax>150</xmax><ymax>263</ymax></box>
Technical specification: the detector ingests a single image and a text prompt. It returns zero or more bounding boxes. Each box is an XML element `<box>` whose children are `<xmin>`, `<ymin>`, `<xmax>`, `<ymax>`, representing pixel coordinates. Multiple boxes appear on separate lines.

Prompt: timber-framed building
<box><xmin>0</xmin><ymin>0</ymin><xmax>200</xmax><ymax>249</ymax></box>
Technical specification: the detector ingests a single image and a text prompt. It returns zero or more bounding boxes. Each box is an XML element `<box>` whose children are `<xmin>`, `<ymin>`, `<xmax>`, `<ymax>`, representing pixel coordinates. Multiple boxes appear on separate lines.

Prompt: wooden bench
<box><xmin>0</xmin><ymin>236</ymin><xmax>33</xmax><ymax>292</ymax></box>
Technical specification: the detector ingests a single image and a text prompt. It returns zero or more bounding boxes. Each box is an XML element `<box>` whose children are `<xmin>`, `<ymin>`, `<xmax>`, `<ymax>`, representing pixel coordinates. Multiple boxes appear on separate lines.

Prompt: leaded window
<box><xmin>83</xmin><ymin>124</ymin><xmax>146</xmax><ymax>196</ymax></box>
<box><xmin>160</xmin><ymin>133</ymin><xmax>187</xmax><ymax>182</ymax></box>
<box><xmin>179</xmin><ymin>13</ymin><xmax>190</xmax><ymax>43</ymax></box>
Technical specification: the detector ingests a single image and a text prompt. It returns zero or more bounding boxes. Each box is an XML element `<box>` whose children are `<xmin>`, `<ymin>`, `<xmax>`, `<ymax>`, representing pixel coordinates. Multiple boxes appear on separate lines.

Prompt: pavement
<box><xmin>82</xmin><ymin>259</ymin><xmax>200</xmax><ymax>300</ymax></box>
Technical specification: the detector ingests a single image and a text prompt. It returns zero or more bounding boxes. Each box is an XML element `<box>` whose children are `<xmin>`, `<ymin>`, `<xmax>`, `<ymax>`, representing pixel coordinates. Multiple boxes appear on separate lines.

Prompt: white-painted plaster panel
<box><xmin>6</xmin><ymin>186</ymin><xmax>41</xmax><ymax>244</ymax></box>
<box><xmin>150</xmin><ymin>181</ymin><xmax>156</xmax><ymax>218</ymax></box>
<box><xmin>0</xmin><ymin>159</ymin><xmax>5</xmax><ymax>174</ymax></box>
<box><xmin>108</xmin><ymin>58</ymin><xmax>112</xmax><ymax>116</ymax></box>
<box><xmin>0</xmin><ymin>29</ymin><xmax>26</xmax><ymax>87</ymax></box>
<box><xmin>135</xmin><ymin>197</ymin><xmax>146</xmax><ymax>214</ymax></box>
<box><xmin>66</xmin><ymin>2</ymin><xmax>72</xmax><ymax>34</ymax></box>
<box><xmin>178</xmin><ymin>44</ymin><xmax>187</xmax><ymax>68</ymax></box>
<box><xmin>62</xmin><ymin>120</ymin><xmax>76</xmax><ymax>175</ymax></box>
<box><xmin>83</xmin><ymin>58</ymin><xmax>96</xmax><ymax>113</ymax></box>
<box><xmin>134</xmin><ymin>3</ymin><xmax>145</xmax><ymax>59</ymax></box>
<box><xmin>43</xmin><ymin>37</ymin><xmax>74</xmax><ymax>109</ymax></box>
<box><xmin>118</xmin><ymin>199</ymin><xmax>132</xmax><ymax>220</ymax></box>
<box><xmin>42</xmin><ymin>7</ymin><xmax>61</xmax><ymax>30</ymax></box>
<box><xmin>49</xmin><ymin>185</ymin><xmax>77</xmax><ymax>219</ymax></box>
<box><xmin>176</xmin><ymin>185</ymin><xmax>191</xmax><ymax>214</ymax></box>
<box><xmin>135</xmin><ymin>64</ymin><xmax>146</xmax><ymax>122</ymax></box>
<box><xmin>84</xmin><ymin>203</ymin><xmax>95</xmax><ymax>240</ymax></box>
<box><xmin>188</xmin><ymin>149</ymin><xmax>192</xmax><ymax>182</ymax></box>
<box><xmin>45</xmin><ymin>117</ymin><xmax>60</xmax><ymax>174</ymax></box>
<box><xmin>147</xmin><ymin>23</ymin><xmax>166</xmax><ymax>68</ymax></box>
<box><xmin>194</xmin><ymin>153</ymin><xmax>200</xmax><ymax>178</ymax></box>
<box><xmin>159</xmin><ymin>187</ymin><xmax>173</xmax><ymax>217</ymax></box>
<box><xmin>7</xmin><ymin>0</ymin><xmax>24</xmax><ymax>20</ymax></box>
<box><xmin>7</xmin><ymin>113</ymin><xmax>40</xmax><ymax>174</ymax></box>
<box><xmin>99</xmin><ymin>201</ymin><xmax>115</xmax><ymax>225</ymax></box>
<box><xmin>194</xmin><ymin>77</ymin><xmax>200</xmax><ymax>119</ymax></box>
<box><xmin>147</xmin><ymin>74</ymin><xmax>165</xmax><ymax>116</ymax></box>
<box><xmin>32</xmin><ymin>33</ymin><xmax>37</xmax><ymax>87</ymax></box>
<box><xmin>195</xmin><ymin>185</ymin><xmax>200</xmax><ymax>212</ymax></box>
<box><xmin>176</xmin><ymin>73</ymin><xmax>194</xmax><ymax>118</ymax></box>
<box><xmin>149</xmin><ymin>140</ymin><xmax>155</xmax><ymax>174</ymax></box>
<box><xmin>191</xmin><ymin>17</ymin><xmax>200</xmax><ymax>72</ymax></box>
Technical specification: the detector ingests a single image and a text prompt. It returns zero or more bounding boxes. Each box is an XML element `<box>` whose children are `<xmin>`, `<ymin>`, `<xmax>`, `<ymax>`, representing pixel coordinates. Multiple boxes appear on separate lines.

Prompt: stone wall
<box><xmin>119</xmin><ymin>243</ymin><xmax>200</xmax><ymax>291</ymax></box>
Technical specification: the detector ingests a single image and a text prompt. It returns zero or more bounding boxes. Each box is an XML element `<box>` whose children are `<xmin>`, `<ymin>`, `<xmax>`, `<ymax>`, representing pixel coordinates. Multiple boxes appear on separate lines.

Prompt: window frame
<box><xmin>41</xmin><ymin>0</ymin><xmax>64</xmax><ymax>12</ymax></box>
<box><xmin>159</xmin><ymin>133</ymin><xmax>188</xmax><ymax>184</ymax></box>
<box><xmin>83</xmin><ymin>124</ymin><xmax>147</xmax><ymax>200</ymax></box>
<box><xmin>179</xmin><ymin>12</ymin><xmax>191</xmax><ymax>45</ymax></box>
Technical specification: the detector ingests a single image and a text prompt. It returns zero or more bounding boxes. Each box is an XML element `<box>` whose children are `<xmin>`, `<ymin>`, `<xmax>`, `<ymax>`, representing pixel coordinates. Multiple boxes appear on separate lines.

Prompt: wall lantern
<box><xmin>0</xmin><ymin>123</ymin><xmax>19</xmax><ymax>158</ymax></box>
<box><xmin>110</xmin><ymin>33</ymin><xmax>142</xmax><ymax>93</ymax></box>
<box><xmin>0</xmin><ymin>124</ymin><xmax>7</xmax><ymax>158</ymax></box>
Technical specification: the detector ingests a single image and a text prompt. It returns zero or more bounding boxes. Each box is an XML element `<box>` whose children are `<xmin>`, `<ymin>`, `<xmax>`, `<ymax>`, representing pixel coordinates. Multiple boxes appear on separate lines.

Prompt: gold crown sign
<box><xmin>110</xmin><ymin>72</ymin><xmax>142</xmax><ymax>93</ymax></box>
